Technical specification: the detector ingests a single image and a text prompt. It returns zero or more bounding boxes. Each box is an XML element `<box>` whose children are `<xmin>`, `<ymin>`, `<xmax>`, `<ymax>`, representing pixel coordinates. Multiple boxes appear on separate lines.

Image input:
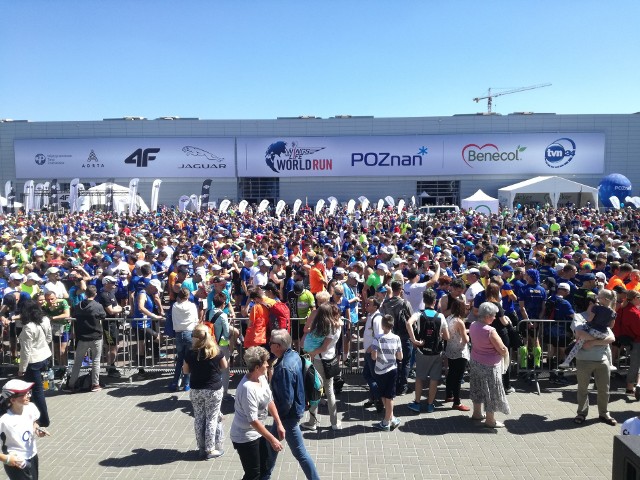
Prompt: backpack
<box><xmin>381</xmin><ymin>297</ymin><xmax>411</xmax><ymax>337</ymax></box>
<box><xmin>416</xmin><ymin>309</ymin><xmax>443</xmax><ymax>355</ymax></box>
<box><xmin>543</xmin><ymin>297</ymin><xmax>557</xmax><ymax>320</ymax></box>
<box><xmin>267</xmin><ymin>301</ymin><xmax>291</xmax><ymax>333</ymax></box>
<box><xmin>299</xmin><ymin>353</ymin><xmax>322</xmax><ymax>412</ymax></box>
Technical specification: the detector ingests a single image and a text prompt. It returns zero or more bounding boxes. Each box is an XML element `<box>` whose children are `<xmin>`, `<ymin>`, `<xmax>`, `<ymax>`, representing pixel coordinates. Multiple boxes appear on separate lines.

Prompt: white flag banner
<box><xmin>178</xmin><ymin>195</ymin><xmax>190</xmax><ymax>212</ymax></box>
<box><xmin>609</xmin><ymin>196</ymin><xmax>621</xmax><ymax>210</ymax></box>
<box><xmin>633</xmin><ymin>197</ymin><xmax>640</xmax><ymax>208</ymax></box>
<box><xmin>189</xmin><ymin>194</ymin><xmax>200</xmax><ymax>212</ymax></box>
<box><xmin>4</xmin><ymin>181</ymin><xmax>12</xmax><ymax>202</ymax></box>
<box><xmin>219</xmin><ymin>199</ymin><xmax>231</xmax><ymax>213</ymax></box>
<box><xmin>293</xmin><ymin>199</ymin><xmax>302</xmax><ymax>216</ymax></box>
<box><xmin>385</xmin><ymin>195</ymin><xmax>395</xmax><ymax>207</ymax></box>
<box><xmin>275</xmin><ymin>200</ymin><xmax>286</xmax><ymax>217</ymax></box>
<box><xmin>42</xmin><ymin>182</ymin><xmax>50</xmax><ymax>207</ymax></box>
<box><xmin>377</xmin><ymin>199</ymin><xmax>384</xmax><ymax>212</ymax></box>
<box><xmin>315</xmin><ymin>199</ymin><xmax>325</xmax><ymax>215</ymax></box>
<box><xmin>34</xmin><ymin>183</ymin><xmax>44</xmax><ymax>211</ymax></box>
<box><xmin>69</xmin><ymin>178</ymin><xmax>80</xmax><ymax>213</ymax></box>
<box><xmin>23</xmin><ymin>181</ymin><xmax>34</xmax><ymax>213</ymax></box>
<box><xmin>346</xmin><ymin>199</ymin><xmax>356</xmax><ymax>214</ymax></box>
<box><xmin>397</xmin><ymin>199</ymin><xmax>405</xmax><ymax>214</ymax></box>
<box><xmin>327</xmin><ymin>196</ymin><xmax>338</xmax><ymax>205</ymax></box>
<box><xmin>328</xmin><ymin>198</ymin><xmax>338</xmax><ymax>215</ymax></box>
<box><xmin>411</xmin><ymin>195</ymin><xmax>416</xmax><ymax>206</ymax></box>
<box><xmin>238</xmin><ymin>199</ymin><xmax>249</xmax><ymax>214</ymax></box>
<box><xmin>258</xmin><ymin>199</ymin><xmax>270</xmax><ymax>213</ymax></box>
<box><xmin>358</xmin><ymin>195</ymin><xmax>368</xmax><ymax>204</ymax></box>
<box><xmin>128</xmin><ymin>178</ymin><xmax>140</xmax><ymax>215</ymax></box>
<box><xmin>150</xmin><ymin>179</ymin><xmax>162</xmax><ymax>211</ymax></box>
<box><xmin>361</xmin><ymin>198</ymin><xmax>370</xmax><ymax>212</ymax></box>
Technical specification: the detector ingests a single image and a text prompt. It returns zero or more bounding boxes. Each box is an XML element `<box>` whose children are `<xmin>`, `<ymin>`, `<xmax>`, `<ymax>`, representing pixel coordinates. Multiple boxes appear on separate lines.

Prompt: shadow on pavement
<box><xmin>99</xmin><ymin>448</ymin><xmax>200</xmax><ymax>467</ymax></box>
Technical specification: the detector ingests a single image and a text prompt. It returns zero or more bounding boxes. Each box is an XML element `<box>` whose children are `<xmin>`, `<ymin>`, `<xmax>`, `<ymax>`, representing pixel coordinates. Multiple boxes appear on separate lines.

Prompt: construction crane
<box><xmin>473</xmin><ymin>83</ymin><xmax>551</xmax><ymax>114</ymax></box>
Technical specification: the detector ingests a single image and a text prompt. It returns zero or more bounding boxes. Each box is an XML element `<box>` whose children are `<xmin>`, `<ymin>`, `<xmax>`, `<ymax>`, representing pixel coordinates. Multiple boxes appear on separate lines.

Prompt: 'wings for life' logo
<box><xmin>265</xmin><ymin>141</ymin><xmax>330</xmax><ymax>173</ymax></box>
<box><xmin>545</xmin><ymin>138</ymin><xmax>576</xmax><ymax>168</ymax></box>
<box><xmin>180</xmin><ymin>146</ymin><xmax>226</xmax><ymax>169</ymax></box>
<box><xmin>461</xmin><ymin>144</ymin><xmax>526</xmax><ymax>168</ymax></box>
<box><xmin>35</xmin><ymin>154</ymin><xmax>46</xmax><ymax>165</ymax></box>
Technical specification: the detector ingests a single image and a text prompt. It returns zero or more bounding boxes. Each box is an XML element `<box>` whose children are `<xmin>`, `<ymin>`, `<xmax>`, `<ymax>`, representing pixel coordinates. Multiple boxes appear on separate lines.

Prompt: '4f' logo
<box><xmin>125</xmin><ymin>148</ymin><xmax>160</xmax><ymax>167</ymax></box>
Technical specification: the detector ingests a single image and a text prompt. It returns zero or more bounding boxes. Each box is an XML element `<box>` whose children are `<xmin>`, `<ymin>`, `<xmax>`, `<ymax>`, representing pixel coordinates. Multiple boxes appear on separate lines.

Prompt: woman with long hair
<box><xmin>18</xmin><ymin>299</ymin><xmax>53</xmax><ymax>428</ymax></box>
<box><xmin>301</xmin><ymin>303</ymin><xmax>343</xmax><ymax>431</ymax></box>
<box><xmin>183</xmin><ymin>324</ymin><xmax>228</xmax><ymax>460</ymax></box>
<box><xmin>444</xmin><ymin>298</ymin><xmax>470</xmax><ymax>411</ymax></box>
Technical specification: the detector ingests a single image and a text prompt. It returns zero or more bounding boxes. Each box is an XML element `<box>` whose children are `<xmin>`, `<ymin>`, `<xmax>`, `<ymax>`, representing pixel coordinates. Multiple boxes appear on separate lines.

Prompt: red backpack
<box><xmin>267</xmin><ymin>301</ymin><xmax>291</xmax><ymax>333</ymax></box>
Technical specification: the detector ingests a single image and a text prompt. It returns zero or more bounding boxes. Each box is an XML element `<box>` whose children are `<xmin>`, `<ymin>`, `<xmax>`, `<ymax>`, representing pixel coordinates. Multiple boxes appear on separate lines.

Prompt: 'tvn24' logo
<box><xmin>125</xmin><ymin>148</ymin><xmax>160</xmax><ymax>167</ymax></box>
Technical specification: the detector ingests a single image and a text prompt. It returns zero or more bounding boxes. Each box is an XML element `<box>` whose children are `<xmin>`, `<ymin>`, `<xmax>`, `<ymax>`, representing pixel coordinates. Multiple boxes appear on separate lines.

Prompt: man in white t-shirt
<box><xmin>464</xmin><ymin>268</ymin><xmax>484</xmax><ymax>322</ymax></box>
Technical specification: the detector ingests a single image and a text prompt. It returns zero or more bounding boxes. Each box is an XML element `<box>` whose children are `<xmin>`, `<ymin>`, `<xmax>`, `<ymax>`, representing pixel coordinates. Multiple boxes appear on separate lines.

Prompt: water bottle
<box><xmin>47</xmin><ymin>369</ymin><xmax>55</xmax><ymax>391</ymax></box>
<box><xmin>42</xmin><ymin>371</ymin><xmax>49</xmax><ymax>391</ymax></box>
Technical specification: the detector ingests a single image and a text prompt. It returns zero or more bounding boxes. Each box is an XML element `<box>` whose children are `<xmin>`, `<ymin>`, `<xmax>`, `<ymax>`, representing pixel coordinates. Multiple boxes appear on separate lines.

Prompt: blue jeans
<box><xmin>396</xmin><ymin>336</ymin><xmax>413</xmax><ymax>394</ymax></box>
<box><xmin>362</xmin><ymin>352</ymin><xmax>380</xmax><ymax>401</ymax></box>
<box><xmin>265</xmin><ymin>417</ymin><xmax>320</xmax><ymax>480</ymax></box>
<box><xmin>172</xmin><ymin>330</ymin><xmax>193</xmax><ymax>386</ymax></box>
<box><xmin>24</xmin><ymin>358</ymin><xmax>50</xmax><ymax>427</ymax></box>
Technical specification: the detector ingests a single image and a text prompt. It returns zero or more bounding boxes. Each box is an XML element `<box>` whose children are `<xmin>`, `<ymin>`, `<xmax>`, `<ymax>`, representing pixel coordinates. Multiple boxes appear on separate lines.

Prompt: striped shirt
<box><xmin>372</xmin><ymin>332</ymin><xmax>402</xmax><ymax>375</ymax></box>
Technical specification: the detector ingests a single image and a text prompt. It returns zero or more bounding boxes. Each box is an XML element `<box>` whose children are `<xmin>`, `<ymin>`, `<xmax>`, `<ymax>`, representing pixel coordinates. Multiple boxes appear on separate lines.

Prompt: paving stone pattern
<box><xmin>31</xmin><ymin>372</ymin><xmax>631</xmax><ymax>479</ymax></box>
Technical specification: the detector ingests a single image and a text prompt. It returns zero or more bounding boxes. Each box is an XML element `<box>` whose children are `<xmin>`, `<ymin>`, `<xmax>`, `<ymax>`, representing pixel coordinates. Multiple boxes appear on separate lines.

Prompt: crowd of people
<box><xmin>0</xmin><ymin>201</ymin><xmax>640</xmax><ymax>477</ymax></box>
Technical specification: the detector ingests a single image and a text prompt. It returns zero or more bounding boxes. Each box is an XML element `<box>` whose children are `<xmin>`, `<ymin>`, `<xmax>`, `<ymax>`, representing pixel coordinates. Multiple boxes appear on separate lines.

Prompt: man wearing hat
<box><xmin>43</xmin><ymin>267</ymin><xmax>68</xmax><ymax>300</ymax></box>
<box><xmin>97</xmin><ymin>276</ymin><xmax>123</xmax><ymax>377</ymax></box>
<box><xmin>132</xmin><ymin>279</ymin><xmax>165</xmax><ymax>376</ymax></box>
<box><xmin>286</xmin><ymin>281</ymin><xmax>315</xmax><ymax>351</ymax></box>
<box><xmin>364</xmin><ymin>263</ymin><xmax>387</xmax><ymax>305</ymax></box>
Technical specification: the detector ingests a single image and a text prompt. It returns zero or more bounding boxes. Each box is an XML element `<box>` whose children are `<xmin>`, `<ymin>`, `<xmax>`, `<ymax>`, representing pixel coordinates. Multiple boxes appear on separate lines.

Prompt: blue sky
<box><xmin>1</xmin><ymin>1</ymin><xmax>638</xmax><ymax>121</ymax></box>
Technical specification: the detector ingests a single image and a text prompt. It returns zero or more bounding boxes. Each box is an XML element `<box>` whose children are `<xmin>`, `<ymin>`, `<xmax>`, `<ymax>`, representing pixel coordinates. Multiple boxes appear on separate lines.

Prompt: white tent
<box><xmin>497</xmin><ymin>176</ymin><xmax>598</xmax><ymax>209</ymax></box>
<box><xmin>77</xmin><ymin>182</ymin><xmax>149</xmax><ymax>213</ymax></box>
<box><xmin>461</xmin><ymin>189</ymin><xmax>499</xmax><ymax>215</ymax></box>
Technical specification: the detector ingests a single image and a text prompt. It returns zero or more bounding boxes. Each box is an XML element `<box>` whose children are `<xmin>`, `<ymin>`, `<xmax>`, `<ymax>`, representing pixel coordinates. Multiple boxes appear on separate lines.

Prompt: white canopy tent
<box><xmin>76</xmin><ymin>182</ymin><xmax>149</xmax><ymax>213</ymax></box>
<box><xmin>497</xmin><ymin>176</ymin><xmax>598</xmax><ymax>209</ymax></box>
<box><xmin>461</xmin><ymin>189</ymin><xmax>499</xmax><ymax>215</ymax></box>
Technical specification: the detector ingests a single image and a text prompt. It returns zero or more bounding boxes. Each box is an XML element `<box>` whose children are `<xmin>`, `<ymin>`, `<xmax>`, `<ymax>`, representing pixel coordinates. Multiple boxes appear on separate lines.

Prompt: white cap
<box><xmin>26</xmin><ymin>273</ymin><xmax>42</xmax><ymax>282</ymax></box>
<box><xmin>348</xmin><ymin>272</ymin><xmax>363</xmax><ymax>282</ymax></box>
<box><xmin>9</xmin><ymin>272</ymin><xmax>24</xmax><ymax>281</ymax></box>
<box><xmin>149</xmin><ymin>279</ymin><xmax>163</xmax><ymax>292</ymax></box>
<box><xmin>376</xmin><ymin>263</ymin><xmax>389</xmax><ymax>272</ymax></box>
<box><xmin>557</xmin><ymin>283</ymin><xmax>571</xmax><ymax>291</ymax></box>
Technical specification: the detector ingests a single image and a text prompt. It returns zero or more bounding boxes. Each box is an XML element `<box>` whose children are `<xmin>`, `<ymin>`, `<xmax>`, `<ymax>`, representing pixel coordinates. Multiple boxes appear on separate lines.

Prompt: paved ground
<box><xmin>25</xmin><ymin>369</ymin><xmax>633</xmax><ymax>479</ymax></box>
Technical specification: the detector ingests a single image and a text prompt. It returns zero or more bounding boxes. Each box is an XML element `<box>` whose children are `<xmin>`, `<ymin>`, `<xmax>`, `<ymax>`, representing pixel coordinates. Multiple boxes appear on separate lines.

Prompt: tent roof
<box><xmin>498</xmin><ymin>176</ymin><xmax>597</xmax><ymax>194</ymax></box>
<box><xmin>462</xmin><ymin>189</ymin><xmax>498</xmax><ymax>202</ymax></box>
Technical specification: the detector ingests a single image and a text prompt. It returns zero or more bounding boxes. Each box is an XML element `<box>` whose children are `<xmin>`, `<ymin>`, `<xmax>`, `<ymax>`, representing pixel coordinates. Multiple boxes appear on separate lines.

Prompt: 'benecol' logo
<box><xmin>461</xmin><ymin>144</ymin><xmax>526</xmax><ymax>168</ymax></box>
<box><xmin>545</xmin><ymin>138</ymin><xmax>576</xmax><ymax>168</ymax></box>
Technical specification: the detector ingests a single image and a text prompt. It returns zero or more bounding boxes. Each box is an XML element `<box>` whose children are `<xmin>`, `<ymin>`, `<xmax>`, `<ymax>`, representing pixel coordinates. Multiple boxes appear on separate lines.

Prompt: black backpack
<box><xmin>543</xmin><ymin>297</ymin><xmax>557</xmax><ymax>320</ymax></box>
<box><xmin>416</xmin><ymin>309</ymin><xmax>443</xmax><ymax>355</ymax></box>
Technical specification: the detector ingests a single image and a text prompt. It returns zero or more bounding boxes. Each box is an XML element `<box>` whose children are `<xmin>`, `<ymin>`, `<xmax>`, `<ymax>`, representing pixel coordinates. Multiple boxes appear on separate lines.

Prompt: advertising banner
<box><xmin>237</xmin><ymin>133</ymin><xmax>605</xmax><ymax>177</ymax></box>
<box><xmin>14</xmin><ymin>138</ymin><xmax>236</xmax><ymax>179</ymax></box>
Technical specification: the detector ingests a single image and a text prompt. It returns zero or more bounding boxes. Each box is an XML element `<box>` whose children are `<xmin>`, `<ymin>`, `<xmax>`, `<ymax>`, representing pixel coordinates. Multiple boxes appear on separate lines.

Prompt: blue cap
<box><xmin>501</xmin><ymin>265</ymin><xmax>514</xmax><ymax>272</ymax></box>
<box><xmin>376</xmin><ymin>285</ymin><xmax>388</xmax><ymax>293</ymax></box>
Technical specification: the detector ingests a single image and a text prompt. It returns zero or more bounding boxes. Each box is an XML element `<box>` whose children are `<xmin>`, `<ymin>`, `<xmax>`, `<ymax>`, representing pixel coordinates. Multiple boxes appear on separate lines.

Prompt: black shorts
<box><xmin>291</xmin><ymin>321</ymin><xmax>305</xmax><ymax>341</ymax></box>
<box><xmin>103</xmin><ymin>322</ymin><xmax>119</xmax><ymax>346</ymax></box>
<box><xmin>376</xmin><ymin>368</ymin><xmax>398</xmax><ymax>400</ymax></box>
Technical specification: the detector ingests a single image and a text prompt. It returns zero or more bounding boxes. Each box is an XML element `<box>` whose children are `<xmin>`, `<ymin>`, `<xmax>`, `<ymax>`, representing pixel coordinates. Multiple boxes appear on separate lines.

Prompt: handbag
<box><xmin>320</xmin><ymin>355</ymin><xmax>340</xmax><ymax>379</ymax></box>
<box><xmin>507</xmin><ymin>322</ymin><xmax>522</xmax><ymax>349</ymax></box>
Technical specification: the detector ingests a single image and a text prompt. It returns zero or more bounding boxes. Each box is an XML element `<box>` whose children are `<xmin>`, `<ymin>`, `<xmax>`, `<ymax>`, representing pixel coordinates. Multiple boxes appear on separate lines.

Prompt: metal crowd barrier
<box><xmin>513</xmin><ymin>318</ymin><xmax>626</xmax><ymax>395</ymax></box>
<box><xmin>1</xmin><ymin>314</ymin><xmax>368</xmax><ymax>381</ymax></box>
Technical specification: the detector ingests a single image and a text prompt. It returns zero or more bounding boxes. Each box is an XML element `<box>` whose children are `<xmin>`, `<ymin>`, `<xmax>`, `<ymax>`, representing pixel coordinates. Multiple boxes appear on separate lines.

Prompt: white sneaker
<box><xmin>609</xmin><ymin>365</ymin><xmax>618</xmax><ymax>372</ymax></box>
<box><xmin>558</xmin><ymin>362</ymin><xmax>570</xmax><ymax>369</ymax></box>
<box><xmin>300</xmin><ymin>422</ymin><xmax>317</xmax><ymax>432</ymax></box>
<box><xmin>331</xmin><ymin>423</ymin><xmax>342</xmax><ymax>431</ymax></box>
